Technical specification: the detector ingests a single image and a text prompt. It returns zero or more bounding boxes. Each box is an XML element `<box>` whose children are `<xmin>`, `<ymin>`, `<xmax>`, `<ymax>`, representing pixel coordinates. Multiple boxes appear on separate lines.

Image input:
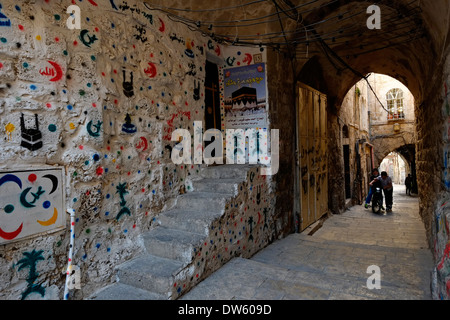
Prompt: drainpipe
<box><xmin>64</xmin><ymin>208</ymin><xmax>76</xmax><ymax>300</ymax></box>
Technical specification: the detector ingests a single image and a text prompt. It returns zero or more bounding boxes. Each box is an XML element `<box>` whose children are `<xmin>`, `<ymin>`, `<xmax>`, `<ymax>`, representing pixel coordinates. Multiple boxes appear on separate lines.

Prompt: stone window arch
<box><xmin>386</xmin><ymin>88</ymin><xmax>405</xmax><ymax>120</ymax></box>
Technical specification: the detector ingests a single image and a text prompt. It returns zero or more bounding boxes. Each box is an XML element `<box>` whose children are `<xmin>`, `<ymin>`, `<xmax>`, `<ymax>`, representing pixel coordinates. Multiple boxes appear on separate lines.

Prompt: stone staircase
<box><xmin>89</xmin><ymin>165</ymin><xmax>250</xmax><ymax>300</ymax></box>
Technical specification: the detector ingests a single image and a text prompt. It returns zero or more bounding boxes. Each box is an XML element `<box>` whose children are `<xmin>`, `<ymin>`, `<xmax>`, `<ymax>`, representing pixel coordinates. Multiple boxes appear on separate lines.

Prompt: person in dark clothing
<box><xmin>370</xmin><ymin>171</ymin><xmax>393</xmax><ymax>213</ymax></box>
<box><xmin>364</xmin><ymin>168</ymin><xmax>380</xmax><ymax>209</ymax></box>
<box><xmin>405</xmin><ymin>174</ymin><xmax>412</xmax><ymax>196</ymax></box>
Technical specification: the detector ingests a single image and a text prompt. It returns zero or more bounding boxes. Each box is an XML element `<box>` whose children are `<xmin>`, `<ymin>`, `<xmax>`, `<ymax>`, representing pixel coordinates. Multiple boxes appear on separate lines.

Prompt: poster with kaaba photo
<box><xmin>223</xmin><ymin>63</ymin><xmax>268</xmax><ymax>129</ymax></box>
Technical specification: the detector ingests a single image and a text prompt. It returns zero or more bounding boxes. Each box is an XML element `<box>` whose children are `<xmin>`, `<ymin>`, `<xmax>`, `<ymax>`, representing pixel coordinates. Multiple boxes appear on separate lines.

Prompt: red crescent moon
<box><xmin>88</xmin><ymin>0</ymin><xmax>98</xmax><ymax>6</ymax></box>
<box><xmin>257</xmin><ymin>212</ymin><xmax>261</xmax><ymax>224</ymax></box>
<box><xmin>140</xmin><ymin>137</ymin><xmax>148</xmax><ymax>152</ymax></box>
<box><xmin>244</xmin><ymin>53</ymin><xmax>253</xmax><ymax>65</ymax></box>
<box><xmin>47</xmin><ymin>61</ymin><xmax>63</xmax><ymax>82</ymax></box>
<box><xmin>159</xmin><ymin>18</ymin><xmax>165</xmax><ymax>32</ymax></box>
<box><xmin>144</xmin><ymin>62</ymin><xmax>157</xmax><ymax>78</ymax></box>
<box><xmin>0</xmin><ymin>223</ymin><xmax>23</xmax><ymax>240</ymax></box>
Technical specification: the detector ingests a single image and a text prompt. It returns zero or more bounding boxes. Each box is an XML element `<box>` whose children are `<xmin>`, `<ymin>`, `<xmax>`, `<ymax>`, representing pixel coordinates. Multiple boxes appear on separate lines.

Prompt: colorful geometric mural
<box><xmin>0</xmin><ymin>168</ymin><xmax>65</xmax><ymax>244</ymax></box>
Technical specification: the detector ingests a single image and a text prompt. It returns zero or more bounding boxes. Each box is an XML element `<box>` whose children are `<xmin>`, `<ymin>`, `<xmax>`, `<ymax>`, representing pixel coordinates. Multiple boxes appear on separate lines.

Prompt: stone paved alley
<box><xmin>181</xmin><ymin>185</ymin><xmax>434</xmax><ymax>300</ymax></box>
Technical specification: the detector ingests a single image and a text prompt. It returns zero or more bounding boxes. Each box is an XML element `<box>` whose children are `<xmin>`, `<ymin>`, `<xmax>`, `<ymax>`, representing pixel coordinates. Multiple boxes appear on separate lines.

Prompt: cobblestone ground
<box><xmin>181</xmin><ymin>185</ymin><xmax>434</xmax><ymax>300</ymax></box>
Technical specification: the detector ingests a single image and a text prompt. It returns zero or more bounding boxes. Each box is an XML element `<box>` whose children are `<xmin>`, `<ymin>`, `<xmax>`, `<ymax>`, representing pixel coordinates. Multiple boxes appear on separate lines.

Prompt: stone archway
<box><xmin>372</xmin><ymin>135</ymin><xmax>416</xmax><ymax>169</ymax></box>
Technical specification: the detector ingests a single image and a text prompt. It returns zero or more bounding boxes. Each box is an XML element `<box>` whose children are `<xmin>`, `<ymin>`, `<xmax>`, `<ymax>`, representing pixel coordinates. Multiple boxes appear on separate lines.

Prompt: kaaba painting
<box><xmin>224</xmin><ymin>63</ymin><xmax>268</xmax><ymax>129</ymax></box>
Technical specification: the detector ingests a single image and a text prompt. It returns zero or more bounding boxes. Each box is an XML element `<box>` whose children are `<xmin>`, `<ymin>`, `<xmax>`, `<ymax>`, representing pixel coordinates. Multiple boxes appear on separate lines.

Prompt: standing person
<box><xmin>371</xmin><ymin>171</ymin><xmax>393</xmax><ymax>213</ymax></box>
<box><xmin>364</xmin><ymin>168</ymin><xmax>380</xmax><ymax>209</ymax></box>
<box><xmin>405</xmin><ymin>174</ymin><xmax>412</xmax><ymax>196</ymax></box>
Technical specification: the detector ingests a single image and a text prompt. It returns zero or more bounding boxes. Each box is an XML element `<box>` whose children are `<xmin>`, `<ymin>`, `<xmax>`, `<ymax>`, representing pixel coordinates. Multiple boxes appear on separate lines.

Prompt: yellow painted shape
<box><xmin>37</xmin><ymin>208</ymin><xmax>58</xmax><ymax>226</ymax></box>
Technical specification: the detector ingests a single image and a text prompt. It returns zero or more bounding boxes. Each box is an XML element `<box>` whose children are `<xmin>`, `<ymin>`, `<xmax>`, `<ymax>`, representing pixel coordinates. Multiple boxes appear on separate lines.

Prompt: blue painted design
<box><xmin>0</xmin><ymin>4</ymin><xmax>11</xmax><ymax>27</ymax></box>
<box><xmin>0</xmin><ymin>174</ymin><xmax>22</xmax><ymax>189</ymax></box>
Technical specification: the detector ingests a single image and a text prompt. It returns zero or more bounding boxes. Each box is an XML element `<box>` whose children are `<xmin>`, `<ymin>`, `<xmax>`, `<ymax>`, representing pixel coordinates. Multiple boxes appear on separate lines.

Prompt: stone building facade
<box><xmin>337</xmin><ymin>73</ymin><xmax>416</xmax><ymax>205</ymax></box>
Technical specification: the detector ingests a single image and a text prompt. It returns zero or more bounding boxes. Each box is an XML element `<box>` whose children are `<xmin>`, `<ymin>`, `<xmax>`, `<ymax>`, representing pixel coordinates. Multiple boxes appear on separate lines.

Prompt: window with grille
<box><xmin>386</xmin><ymin>88</ymin><xmax>405</xmax><ymax>120</ymax></box>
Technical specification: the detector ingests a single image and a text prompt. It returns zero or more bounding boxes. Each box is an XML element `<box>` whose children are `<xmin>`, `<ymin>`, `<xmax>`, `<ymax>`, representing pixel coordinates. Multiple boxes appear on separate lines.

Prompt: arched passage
<box><xmin>293</xmin><ymin>1</ymin><xmax>449</xmax><ymax>243</ymax></box>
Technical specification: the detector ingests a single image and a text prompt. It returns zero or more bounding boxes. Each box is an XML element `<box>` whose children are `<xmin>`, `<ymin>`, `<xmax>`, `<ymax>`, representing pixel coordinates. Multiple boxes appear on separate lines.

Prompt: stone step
<box><xmin>143</xmin><ymin>227</ymin><xmax>205</xmax><ymax>263</ymax></box>
<box><xmin>200</xmin><ymin>165</ymin><xmax>253</xmax><ymax>179</ymax></box>
<box><xmin>89</xmin><ymin>165</ymin><xmax>253</xmax><ymax>300</ymax></box>
<box><xmin>116</xmin><ymin>254</ymin><xmax>184</xmax><ymax>295</ymax></box>
<box><xmin>157</xmin><ymin>209</ymin><xmax>222</xmax><ymax>236</ymax></box>
<box><xmin>89</xmin><ymin>283</ymin><xmax>166</xmax><ymax>300</ymax></box>
<box><xmin>175</xmin><ymin>192</ymin><xmax>233</xmax><ymax>212</ymax></box>
<box><xmin>192</xmin><ymin>178</ymin><xmax>243</xmax><ymax>194</ymax></box>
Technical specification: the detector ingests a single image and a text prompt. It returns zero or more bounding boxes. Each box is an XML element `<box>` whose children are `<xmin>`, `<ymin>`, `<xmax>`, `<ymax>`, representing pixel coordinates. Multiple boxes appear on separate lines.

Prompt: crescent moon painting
<box><xmin>0</xmin><ymin>174</ymin><xmax>22</xmax><ymax>189</ymax></box>
<box><xmin>136</xmin><ymin>136</ymin><xmax>149</xmax><ymax>152</ymax></box>
<box><xmin>47</xmin><ymin>61</ymin><xmax>63</xmax><ymax>82</ymax></box>
<box><xmin>37</xmin><ymin>208</ymin><xmax>58</xmax><ymax>227</ymax></box>
<box><xmin>42</xmin><ymin>174</ymin><xmax>58</xmax><ymax>195</ymax></box>
<box><xmin>0</xmin><ymin>223</ymin><xmax>23</xmax><ymax>241</ymax></box>
<box><xmin>159</xmin><ymin>18</ymin><xmax>165</xmax><ymax>32</ymax></box>
<box><xmin>20</xmin><ymin>187</ymin><xmax>36</xmax><ymax>208</ymax></box>
<box><xmin>0</xmin><ymin>169</ymin><xmax>64</xmax><ymax>244</ymax></box>
<box><xmin>144</xmin><ymin>62</ymin><xmax>157</xmax><ymax>78</ymax></box>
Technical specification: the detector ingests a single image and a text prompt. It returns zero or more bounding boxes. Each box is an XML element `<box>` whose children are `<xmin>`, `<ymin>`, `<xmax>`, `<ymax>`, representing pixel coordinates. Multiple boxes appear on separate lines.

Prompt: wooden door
<box><xmin>297</xmin><ymin>83</ymin><xmax>328</xmax><ymax>231</ymax></box>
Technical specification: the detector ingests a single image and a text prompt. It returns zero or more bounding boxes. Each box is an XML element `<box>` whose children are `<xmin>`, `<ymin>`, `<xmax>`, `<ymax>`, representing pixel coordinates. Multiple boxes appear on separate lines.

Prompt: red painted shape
<box><xmin>47</xmin><ymin>61</ymin><xmax>63</xmax><ymax>82</ymax></box>
<box><xmin>243</xmin><ymin>53</ymin><xmax>253</xmax><ymax>65</ymax></box>
<box><xmin>87</xmin><ymin>0</ymin><xmax>98</xmax><ymax>6</ymax></box>
<box><xmin>144</xmin><ymin>62</ymin><xmax>157</xmax><ymax>78</ymax></box>
<box><xmin>163</xmin><ymin>111</ymin><xmax>191</xmax><ymax>141</ymax></box>
<box><xmin>28</xmin><ymin>174</ymin><xmax>37</xmax><ymax>183</ymax></box>
<box><xmin>96</xmin><ymin>167</ymin><xmax>104</xmax><ymax>176</ymax></box>
<box><xmin>159</xmin><ymin>18</ymin><xmax>165</xmax><ymax>32</ymax></box>
<box><xmin>0</xmin><ymin>223</ymin><xmax>23</xmax><ymax>240</ymax></box>
<box><xmin>136</xmin><ymin>136</ymin><xmax>149</xmax><ymax>152</ymax></box>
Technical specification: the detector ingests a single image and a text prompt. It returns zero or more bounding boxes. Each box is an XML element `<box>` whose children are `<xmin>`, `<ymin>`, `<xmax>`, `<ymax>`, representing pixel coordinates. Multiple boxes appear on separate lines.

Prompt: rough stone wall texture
<box><xmin>0</xmin><ymin>0</ymin><xmax>286</xmax><ymax>300</ymax></box>
<box><xmin>338</xmin><ymin>84</ymin><xmax>371</xmax><ymax>204</ymax></box>
<box><xmin>430</xmin><ymin>47</ymin><xmax>450</xmax><ymax>300</ymax></box>
<box><xmin>365</xmin><ymin>74</ymin><xmax>416</xmax><ymax>166</ymax></box>
<box><xmin>266</xmin><ymin>50</ymin><xmax>295</xmax><ymax>235</ymax></box>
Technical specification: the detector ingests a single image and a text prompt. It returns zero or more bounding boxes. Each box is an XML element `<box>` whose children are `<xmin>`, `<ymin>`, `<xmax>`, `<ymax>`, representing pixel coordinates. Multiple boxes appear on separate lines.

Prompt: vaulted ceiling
<box><xmin>144</xmin><ymin>0</ymin><xmax>450</xmax><ymax>104</ymax></box>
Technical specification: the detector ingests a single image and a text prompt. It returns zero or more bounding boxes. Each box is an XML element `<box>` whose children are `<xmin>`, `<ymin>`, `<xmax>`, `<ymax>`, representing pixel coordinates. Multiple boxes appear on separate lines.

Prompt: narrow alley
<box><xmin>181</xmin><ymin>185</ymin><xmax>433</xmax><ymax>300</ymax></box>
<box><xmin>2</xmin><ymin>0</ymin><xmax>450</xmax><ymax>301</ymax></box>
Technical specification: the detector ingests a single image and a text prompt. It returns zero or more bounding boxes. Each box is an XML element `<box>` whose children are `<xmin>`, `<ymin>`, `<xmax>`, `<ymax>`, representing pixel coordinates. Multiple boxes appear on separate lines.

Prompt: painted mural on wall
<box><xmin>0</xmin><ymin>0</ymin><xmax>272</xmax><ymax>299</ymax></box>
<box><xmin>0</xmin><ymin>169</ymin><xmax>65</xmax><ymax>244</ymax></box>
<box><xmin>432</xmin><ymin>197</ymin><xmax>450</xmax><ymax>300</ymax></box>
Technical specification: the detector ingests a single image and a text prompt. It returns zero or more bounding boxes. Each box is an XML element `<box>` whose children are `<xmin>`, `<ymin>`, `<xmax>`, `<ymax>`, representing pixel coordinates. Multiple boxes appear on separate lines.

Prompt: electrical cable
<box><xmin>144</xmin><ymin>0</ymin><xmax>421</xmax><ymax>52</ymax></box>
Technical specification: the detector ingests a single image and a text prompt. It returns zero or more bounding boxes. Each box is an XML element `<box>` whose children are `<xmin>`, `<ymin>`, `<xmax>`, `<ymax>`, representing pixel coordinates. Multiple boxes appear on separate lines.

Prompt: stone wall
<box><xmin>430</xmin><ymin>46</ymin><xmax>450</xmax><ymax>300</ymax></box>
<box><xmin>338</xmin><ymin>83</ymin><xmax>371</xmax><ymax>205</ymax></box>
<box><xmin>366</xmin><ymin>74</ymin><xmax>416</xmax><ymax>166</ymax></box>
<box><xmin>0</xmin><ymin>0</ymin><xmax>286</xmax><ymax>300</ymax></box>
